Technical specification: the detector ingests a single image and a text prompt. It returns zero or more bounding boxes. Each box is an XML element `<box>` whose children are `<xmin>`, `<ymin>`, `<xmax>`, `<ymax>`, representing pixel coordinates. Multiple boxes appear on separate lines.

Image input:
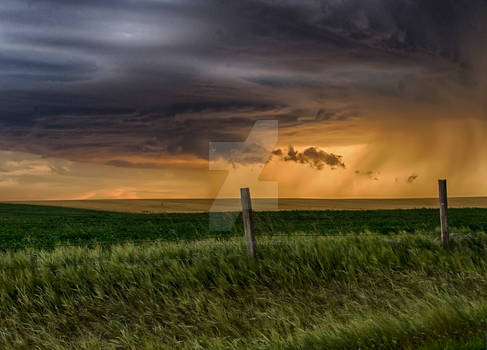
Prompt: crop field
<box><xmin>2</xmin><ymin>203</ymin><xmax>487</xmax><ymax>250</ymax></box>
<box><xmin>0</xmin><ymin>203</ymin><xmax>486</xmax><ymax>349</ymax></box>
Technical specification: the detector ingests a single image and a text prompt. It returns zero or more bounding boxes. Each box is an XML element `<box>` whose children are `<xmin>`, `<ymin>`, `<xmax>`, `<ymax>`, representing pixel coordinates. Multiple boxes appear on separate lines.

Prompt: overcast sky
<box><xmin>1</xmin><ymin>0</ymin><xmax>486</xmax><ymax>199</ymax></box>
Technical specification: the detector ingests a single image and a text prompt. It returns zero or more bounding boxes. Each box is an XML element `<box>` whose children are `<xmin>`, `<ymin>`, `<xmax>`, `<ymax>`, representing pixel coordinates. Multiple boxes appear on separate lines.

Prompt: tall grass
<box><xmin>0</xmin><ymin>233</ymin><xmax>486</xmax><ymax>349</ymax></box>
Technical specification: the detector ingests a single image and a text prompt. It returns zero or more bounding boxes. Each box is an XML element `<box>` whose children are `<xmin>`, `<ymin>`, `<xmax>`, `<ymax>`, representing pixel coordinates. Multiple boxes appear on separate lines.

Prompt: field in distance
<box><xmin>1</xmin><ymin>202</ymin><xmax>487</xmax><ymax>250</ymax></box>
<box><xmin>7</xmin><ymin>196</ymin><xmax>487</xmax><ymax>213</ymax></box>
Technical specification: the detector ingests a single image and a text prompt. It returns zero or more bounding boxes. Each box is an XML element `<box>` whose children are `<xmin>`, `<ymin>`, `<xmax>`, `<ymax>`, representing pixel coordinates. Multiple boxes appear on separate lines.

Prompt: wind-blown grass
<box><xmin>1</xmin><ymin>233</ymin><xmax>486</xmax><ymax>349</ymax></box>
<box><xmin>419</xmin><ymin>338</ymin><xmax>485</xmax><ymax>350</ymax></box>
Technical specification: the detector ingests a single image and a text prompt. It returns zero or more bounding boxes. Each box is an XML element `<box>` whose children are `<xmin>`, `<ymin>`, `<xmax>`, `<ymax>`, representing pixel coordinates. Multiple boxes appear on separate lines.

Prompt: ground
<box><xmin>0</xmin><ymin>203</ymin><xmax>485</xmax><ymax>349</ymax></box>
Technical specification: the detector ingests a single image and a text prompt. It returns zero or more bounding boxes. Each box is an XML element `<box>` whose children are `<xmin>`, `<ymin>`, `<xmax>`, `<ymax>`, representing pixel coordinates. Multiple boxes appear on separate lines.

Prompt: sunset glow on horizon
<box><xmin>1</xmin><ymin>0</ymin><xmax>487</xmax><ymax>200</ymax></box>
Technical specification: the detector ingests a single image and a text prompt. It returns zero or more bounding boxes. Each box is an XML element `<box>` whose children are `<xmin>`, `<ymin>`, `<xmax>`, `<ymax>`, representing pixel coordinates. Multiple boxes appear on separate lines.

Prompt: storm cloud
<box><xmin>0</xmin><ymin>0</ymin><xmax>486</xmax><ymax>167</ymax></box>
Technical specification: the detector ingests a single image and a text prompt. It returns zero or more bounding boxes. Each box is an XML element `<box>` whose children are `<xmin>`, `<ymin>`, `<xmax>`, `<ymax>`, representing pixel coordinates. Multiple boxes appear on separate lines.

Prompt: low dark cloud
<box><xmin>212</xmin><ymin>142</ymin><xmax>273</xmax><ymax>168</ymax></box>
<box><xmin>355</xmin><ymin>170</ymin><xmax>380</xmax><ymax>181</ymax></box>
<box><xmin>407</xmin><ymin>174</ymin><xmax>419</xmax><ymax>183</ymax></box>
<box><xmin>272</xmin><ymin>145</ymin><xmax>345</xmax><ymax>170</ymax></box>
<box><xmin>104</xmin><ymin>160</ymin><xmax>163</xmax><ymax>169</ymax></box>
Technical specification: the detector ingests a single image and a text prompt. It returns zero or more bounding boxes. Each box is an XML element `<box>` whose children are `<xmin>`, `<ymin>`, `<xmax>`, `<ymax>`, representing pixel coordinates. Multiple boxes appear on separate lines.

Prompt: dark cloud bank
<box><xmin>0</xmin><ymin>0</ymin><xmax>486</xmax><ymax>166</ymax></box>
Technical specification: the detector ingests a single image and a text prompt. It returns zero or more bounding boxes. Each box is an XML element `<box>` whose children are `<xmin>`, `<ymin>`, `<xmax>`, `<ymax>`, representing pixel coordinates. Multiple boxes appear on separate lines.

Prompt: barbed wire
<box><xmin>0</xmin><ymin>206</ymin><xmax>469</xmax><ymax>253</ymax></box>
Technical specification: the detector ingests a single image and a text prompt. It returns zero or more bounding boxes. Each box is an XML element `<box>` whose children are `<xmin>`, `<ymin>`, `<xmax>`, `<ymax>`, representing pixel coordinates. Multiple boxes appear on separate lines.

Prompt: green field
<box><xmin>0</xmin><ymin>203</ymin><xmax>486</xmax><ymax>349</ymax></box>
<box><xmin>2</xmin><ymin>203</ymin><xmax>487</xmax><ymax>250</ymax></box>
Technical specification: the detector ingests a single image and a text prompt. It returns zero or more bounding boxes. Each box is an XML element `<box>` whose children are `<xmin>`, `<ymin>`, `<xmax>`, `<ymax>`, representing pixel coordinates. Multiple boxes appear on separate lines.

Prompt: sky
<box><xmin>0</xmin><ymin>0</ymin><xmax>487</xmax><ymax>200</ymax></box>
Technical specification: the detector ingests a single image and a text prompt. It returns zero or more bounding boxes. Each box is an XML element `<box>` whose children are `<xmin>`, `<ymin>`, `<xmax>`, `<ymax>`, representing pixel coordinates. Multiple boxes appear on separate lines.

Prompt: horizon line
<box><xmin>5</xmin><ymin>196</ymin><xmax>487</xmax><ymax>202</ymax></box>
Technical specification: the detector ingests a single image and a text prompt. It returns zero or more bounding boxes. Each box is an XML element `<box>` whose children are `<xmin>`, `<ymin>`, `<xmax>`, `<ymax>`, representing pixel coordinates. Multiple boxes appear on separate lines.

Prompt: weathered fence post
<box><xmin>240</xmin><ymin>187</ymin><xmax>257</xmax><ymax>260</ymax></box>
<box><xmin>438</xmin><ymin>179</ymin><xmax>449</xmax><ymax>248</ymax></box>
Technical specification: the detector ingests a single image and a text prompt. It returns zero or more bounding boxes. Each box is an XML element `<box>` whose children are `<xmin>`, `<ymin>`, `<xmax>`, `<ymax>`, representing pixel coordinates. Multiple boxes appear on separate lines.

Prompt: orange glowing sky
<box><xmin>1</xmin><ymin>0</ymin><xmax>487</xmax><ymax>200</ymax></box>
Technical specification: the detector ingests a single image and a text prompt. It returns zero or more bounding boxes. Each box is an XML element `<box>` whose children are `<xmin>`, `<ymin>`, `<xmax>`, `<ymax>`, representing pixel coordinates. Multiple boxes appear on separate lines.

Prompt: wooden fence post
<box><xmin>438</xmin><ymin>179</ymin><xmax>449</xmax><ymax>248</ymax></box>
<box><xmin>240</xmin><ymin>187</ymin><xmax>257</xmax><ymax>260</ymax></box>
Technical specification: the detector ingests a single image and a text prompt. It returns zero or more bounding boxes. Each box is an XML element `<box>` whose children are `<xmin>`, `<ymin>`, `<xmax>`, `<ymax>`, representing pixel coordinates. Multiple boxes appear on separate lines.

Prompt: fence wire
<box><xmin>0</xmin><ymin>204</ymin><xmax>450</xmax><ymax>252</ymax></box>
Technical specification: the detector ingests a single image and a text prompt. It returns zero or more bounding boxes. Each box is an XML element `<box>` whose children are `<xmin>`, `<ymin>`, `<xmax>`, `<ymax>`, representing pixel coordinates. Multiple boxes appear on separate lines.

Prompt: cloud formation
<box><xmin>407</xmin><ymin>174</ymin><xmax>419</xmax><ymax>183</ymax></box>
<box><xmin>272</xmin><ymin>146</ymin><xmax>345</xmax><ymax>170</ymax></box>
<box><xmin>0</xmin><ymin>0</ymin><xmax>486</xmax><ymax>211</ymax></box>
<box><xmin>355</xmin><ymin>170</ymin><xmax>380</xmax><ymax>181</ymax></box>
<box><xmin>0</xmin><ymin>0</ymin><xmax>485</xmax><ymax>168</ymax></box>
